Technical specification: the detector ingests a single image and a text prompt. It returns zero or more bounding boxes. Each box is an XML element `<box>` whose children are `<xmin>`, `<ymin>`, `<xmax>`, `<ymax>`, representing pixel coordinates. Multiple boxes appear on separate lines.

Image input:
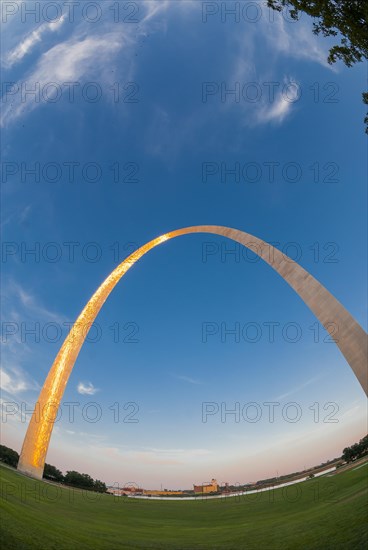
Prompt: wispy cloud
<box><xmin>0</xmin><ymin>279</ymin><xmax>65</xmax><ymax>397</ymax></box>
<box><xmin>0</xmin><ymin>0</ymin><xmax>175</xmax><ymax>127</ymax></box>
<box><xmin>87</xmin><ymin>443</ymin><xmax>212</xmax><ymax>467</ymax></box>
<box><xmin>141</xmin><ymin>0</ymin><xmax>171</xmax><ymax>24</ymax></box>
<box><xmin>77</xmin><ymin>381</ymin><xmax>99</xmax><ymax>396</ymax></box>
<box><xmin>4</xmin><ymin>15</ymin><xmax>66</xmax><ymax>68</ymax></box>
<box><xmin>273</xmin><ymin>374</ymin><xmax>325</xmax><ymax>402</ymax></box>
<box><xmin>228</xmin><ymin>9</ymin><xmax>335</xmax><ymax>128</ymax></box>
<box><xmin>0</xmin><ymin>364</ymin><xmax>39</xmax><ymax>396</ymax></box>
<box><xmin>1</xmin><ymin>33</ymin><xmax>124</xmax><ymax>126</ymax></box>
<box><xmin>41</xmin><ymin>34</ymin><xmax>123</xmax><ymax>81</ymax></box>
<box><xmin>4</xmin><ymin>280</ymin><xmax>66</xmax><ymax>324</ymax></box>
<box><xmin>264</xmin><ymin>16</ymin><xmax>335</xmax><ymax>69</ymax></box>
<box><xmin>256</xmin><ymin>77</ymin><xmax>299</xmax><ymax>124</ymax></box>
<box><xmin>171</xmin><ymin>374</ymin><xmax>202</xmax><ymax>385</ymax></box>
<box><xmin>0</xmin><ymin>204</ymin><xmax>32</xmax><ymax>229</ymax></box>
<box><xmin>337</xmin><ymin>401</ymin><xmax>366</xmax><ymax>422</ymax></box>
<box><xmin>0</xmin><ymin>397</ymin><xmax>24</xmax><ymax>425</ymax></box>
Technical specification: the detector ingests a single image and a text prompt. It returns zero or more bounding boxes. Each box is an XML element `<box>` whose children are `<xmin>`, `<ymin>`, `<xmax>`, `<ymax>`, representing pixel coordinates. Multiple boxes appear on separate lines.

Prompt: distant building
<box><xmin>107</xmin><ymin>486</ymin><xmax>143</xmax><ymax>496</ymax></box>
<box><xmin>193</xmin><ymin>478</ymin><xmax>218</xmax><ymax>494</ymax></box>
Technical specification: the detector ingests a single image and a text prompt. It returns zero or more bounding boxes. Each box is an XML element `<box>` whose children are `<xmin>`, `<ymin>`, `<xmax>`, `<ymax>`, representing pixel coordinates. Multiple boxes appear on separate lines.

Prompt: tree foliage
<box><xmin>43</xmin><ymin>463</ymin><xmax>64</xmax><ymax>482</ymax></box>
<box><xmin>64</xmin><ymin>470</ymin><xmax>107</xmax><ymax>492</ymax></box>
<box><xmin>94</xmin><ymin>479</ymin><xmax>108</xmax><ymax>493</ymax></box>
<box><xmin>267</xmin><ymin>1</ymin><xmax>368</xmax><ymax>131</ymax></box>
<box><xmin>64</xmin><ymin>471</ymin><xmax>95</xmax><ymax>489</ymax></box>
<box><xmin>342</xmin><ymin>435</ymin><xmax>368</xmax><ymax>462</ymax></box>
<box><xmin>0</xmin><ymin>444</ymin><xmax>106</xmax><ymax>492</ymax></box>
<box><xmin>0</xmin><ymin>445</ymin><xmax>19</xmax><ymax>468</ymax></box>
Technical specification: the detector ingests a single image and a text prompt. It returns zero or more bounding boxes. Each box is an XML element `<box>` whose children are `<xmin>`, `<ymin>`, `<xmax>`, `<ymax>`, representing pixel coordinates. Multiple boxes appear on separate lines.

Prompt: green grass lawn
<box><xmin>1</xmin><ymin>463</ymin><xmax>367</xmax><ymax>549</ymax></box>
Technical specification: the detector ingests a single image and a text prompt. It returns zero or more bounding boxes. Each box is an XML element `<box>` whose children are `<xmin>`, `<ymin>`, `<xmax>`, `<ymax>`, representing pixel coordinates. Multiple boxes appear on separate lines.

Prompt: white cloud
<box><xmin>77</xmin><ymin>381</ymin><xmax>99</xmax><ymax>395</ymax></box>
<box><xmin>0</xmin><ymin>364</ymin><xmax>39</xmax><ymax>395</ymax></box>
<box><xmin>1</xmin><ymin>368</ymin><xmax>27</xmax><ymax>393</ymax></box>
<box><xmin>4</xmin><ymin>15</ymin><xmax>66</xmax><ymax>68</ymax></box>
<box><xmin>41</xmin><ymin>35</ymin><xmax>122</xmax><ymax>81</ymax></box>
<box><xmin>256</xmin><ymin>77</ymin><xmax>300</xmax><ymax>124</ymax></box>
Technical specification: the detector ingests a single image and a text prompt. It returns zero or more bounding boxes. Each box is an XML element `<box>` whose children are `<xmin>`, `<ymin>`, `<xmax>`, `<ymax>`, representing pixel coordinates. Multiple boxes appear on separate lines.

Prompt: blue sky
<box><xmin>1</xmin><ymin>1</ymin><xmax>367</xmax><ymax>489</ymax></box>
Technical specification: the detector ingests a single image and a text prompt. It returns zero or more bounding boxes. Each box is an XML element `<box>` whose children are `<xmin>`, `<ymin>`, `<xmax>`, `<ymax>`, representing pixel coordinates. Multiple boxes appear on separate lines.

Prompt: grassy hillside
<box><xmin>0</xmin><ymin>463</ymin><xmax>367</xmax><ymax>549</ymax></box>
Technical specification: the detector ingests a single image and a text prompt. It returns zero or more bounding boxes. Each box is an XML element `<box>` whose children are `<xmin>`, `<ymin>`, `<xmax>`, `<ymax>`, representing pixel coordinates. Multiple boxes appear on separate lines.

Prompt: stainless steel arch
<box><xmin>17</xmin><ymin>226</ymin><xmax>368</xmax><ymax>479</ymax></box>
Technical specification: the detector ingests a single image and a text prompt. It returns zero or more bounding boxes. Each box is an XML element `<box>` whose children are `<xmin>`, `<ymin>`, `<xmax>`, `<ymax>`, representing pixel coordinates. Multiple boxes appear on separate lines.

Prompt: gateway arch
<box><xmin>17</xmin><ymin>226</ymin><xmax>367</xmax><ymax>479</ymax></box>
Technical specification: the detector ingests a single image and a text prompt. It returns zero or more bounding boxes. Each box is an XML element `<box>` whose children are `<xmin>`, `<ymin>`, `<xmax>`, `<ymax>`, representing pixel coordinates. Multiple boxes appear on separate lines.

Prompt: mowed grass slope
<box><xmin>0</xmin><ymin>464</ymin><xmax>367</xmax><ymax>550</ymax></box>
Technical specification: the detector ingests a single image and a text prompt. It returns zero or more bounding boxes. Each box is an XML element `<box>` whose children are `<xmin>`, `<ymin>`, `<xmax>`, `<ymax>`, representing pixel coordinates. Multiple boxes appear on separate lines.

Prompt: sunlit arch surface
<box><xmin>18</xmin><ymin>226</ymin><xmax>367</xmax><ymax>479</ymax></box>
